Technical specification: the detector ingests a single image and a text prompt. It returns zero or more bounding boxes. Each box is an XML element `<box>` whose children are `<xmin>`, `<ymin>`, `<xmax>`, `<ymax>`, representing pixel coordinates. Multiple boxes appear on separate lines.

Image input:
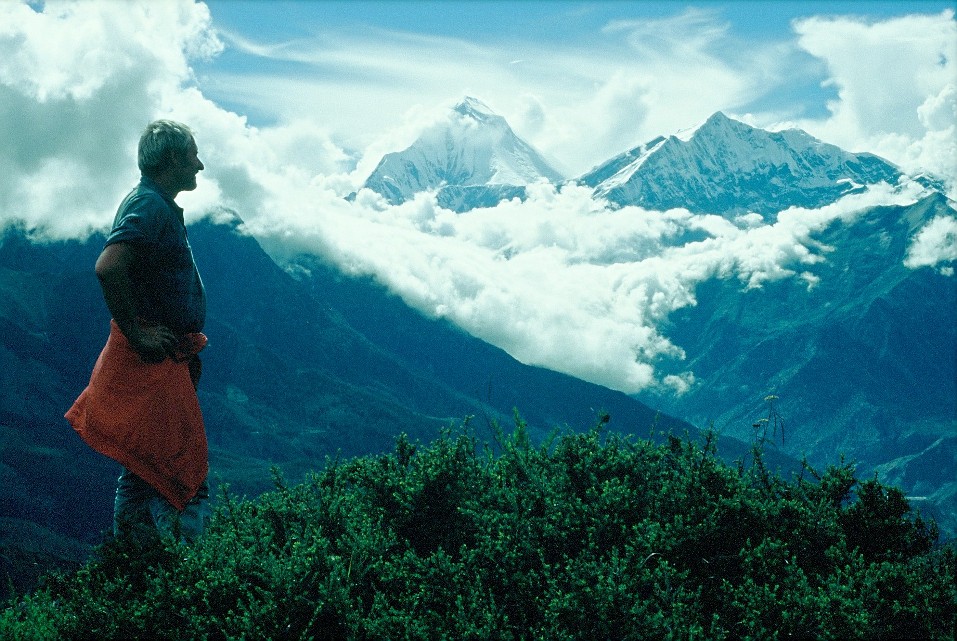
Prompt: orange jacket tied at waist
<box><xmin>66</xmin><ymin>320</ymin><xmax>208</xmax><ymax>511</ymax></box>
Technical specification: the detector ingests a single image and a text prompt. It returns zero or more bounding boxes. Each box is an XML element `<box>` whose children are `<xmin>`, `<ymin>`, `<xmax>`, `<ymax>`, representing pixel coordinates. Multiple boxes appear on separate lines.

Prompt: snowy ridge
<box><xmin>581</xmin><ymin>112</ymin><xmax>903</xmax><ymax>217</ymax></box>
<box><xmin>599</xmin><ymin>138</ymin><xmax>669</xmax><ymax>191</ymax></box>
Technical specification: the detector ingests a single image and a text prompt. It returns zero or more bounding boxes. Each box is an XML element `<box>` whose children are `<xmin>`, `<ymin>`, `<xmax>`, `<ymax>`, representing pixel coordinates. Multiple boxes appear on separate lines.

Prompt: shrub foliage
<box><xmin>2</xmin><ymin>417</ymin><xmax>955</xmax><ymax>640</ymax></box>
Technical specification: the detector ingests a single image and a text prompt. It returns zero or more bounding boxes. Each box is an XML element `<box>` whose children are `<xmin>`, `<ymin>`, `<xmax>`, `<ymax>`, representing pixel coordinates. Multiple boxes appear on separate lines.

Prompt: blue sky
<box><xmin>204</xmin><ymin>1</ymin><xmax>949</xmax><ymax>43</ymax></box>
<box><xmin>2</xmin><ymin>1</ymin><xmax>955</xmax><ymax>394</ymax></box>
<box><xmin>194</xmin><ymin>0</ymin><xmax>956</xmax><ymax>176</ymax></box>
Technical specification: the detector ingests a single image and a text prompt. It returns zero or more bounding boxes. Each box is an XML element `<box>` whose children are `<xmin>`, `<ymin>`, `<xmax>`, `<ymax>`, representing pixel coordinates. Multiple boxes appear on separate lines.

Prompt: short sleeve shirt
<box><xmin>104</xmin><ymin>177</ymin><xmax>206</xmax><ymax>334</ymax></box>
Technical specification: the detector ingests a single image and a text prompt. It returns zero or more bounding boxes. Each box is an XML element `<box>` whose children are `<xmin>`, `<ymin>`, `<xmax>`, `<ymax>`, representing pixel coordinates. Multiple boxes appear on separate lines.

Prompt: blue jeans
<box><xmin>113</xmin><ymin>468</ymin><xmax>210</xmax><ymax>544</ymax></box>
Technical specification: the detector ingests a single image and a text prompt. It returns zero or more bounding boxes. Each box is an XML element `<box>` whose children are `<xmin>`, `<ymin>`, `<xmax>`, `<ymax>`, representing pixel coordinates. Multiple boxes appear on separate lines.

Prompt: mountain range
<box><xmin>1</xmin><ymin>98</ymin><xmax>954</xmax><ymax>599</ymax></box>
<box><xmin>356</xmin><ymin>98</ymin><xmax>956</xmax><ymax>534</ymax></box>
<box><xmin>644</xmin><ymin>191</ymin><xmax>955</xmax><ymax>512</ymax></box>
<box><xmin>360</xmin><ymin>98</ymin><xmax>910</xmax><ymax>216</ymax></box>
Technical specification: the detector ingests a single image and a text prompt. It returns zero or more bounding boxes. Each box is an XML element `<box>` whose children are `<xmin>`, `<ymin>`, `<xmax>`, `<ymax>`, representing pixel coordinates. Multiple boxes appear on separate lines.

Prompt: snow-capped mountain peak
<box><xmin>453</xmin><ymin>96</ymin><xmax>498</xmax><ymax>122</ymax></box>
<box><xmin>580</xmin><ymin>112</ymin><xmax>904</xmax><ymax>217</ymax></box>
<box><xmin>361</xmin><ymin>96</ymin><xmax>563</xmax><ymax>207</ymax></box>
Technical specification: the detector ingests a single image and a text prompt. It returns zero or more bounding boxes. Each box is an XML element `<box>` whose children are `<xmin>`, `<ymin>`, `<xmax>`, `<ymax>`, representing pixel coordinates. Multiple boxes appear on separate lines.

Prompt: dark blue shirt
<box><xmin>105</xmin><ymin>177</ymin><xmax>206</xmax><ymax>333</ymax></box>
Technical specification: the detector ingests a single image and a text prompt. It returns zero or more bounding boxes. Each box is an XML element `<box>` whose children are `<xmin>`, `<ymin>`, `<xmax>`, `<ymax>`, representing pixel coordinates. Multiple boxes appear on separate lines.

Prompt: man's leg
<box><xmin>113</xmin><ymin>468</ymin><xmax>161</xmax><ymax>543</ymax></box>
<box><xmin>115</xmin><ymin>468</ymin><xmax>210</xmax><ymax>544</ymax></box>
<box><xmin>150</xmin><ymin>479</ymin><xmax>211</xmax><ymax>544</ymax></box>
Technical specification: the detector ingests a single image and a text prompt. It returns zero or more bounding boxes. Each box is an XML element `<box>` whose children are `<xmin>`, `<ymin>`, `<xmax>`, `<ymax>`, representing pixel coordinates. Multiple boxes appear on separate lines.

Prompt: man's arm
<box><xmin>94</xmin><ymin>242</ymin><xmax>177</xmax><ymax>362</ymax></box>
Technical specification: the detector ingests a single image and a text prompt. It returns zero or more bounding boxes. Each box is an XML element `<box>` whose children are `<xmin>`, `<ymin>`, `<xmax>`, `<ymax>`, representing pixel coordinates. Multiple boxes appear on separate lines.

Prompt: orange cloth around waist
<box><xmin>65</xmin><ymin>320</ymin><xmax>208</xmax><ymax>511</ymax></box>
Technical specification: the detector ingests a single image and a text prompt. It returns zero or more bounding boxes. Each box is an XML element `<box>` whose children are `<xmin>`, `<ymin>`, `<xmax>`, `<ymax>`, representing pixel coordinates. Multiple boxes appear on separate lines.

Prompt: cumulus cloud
<box><xmin>510</xmin><ymin>8</ymin><xmax>771</xmax><ymax>175</ymax></box>
<box><xmin>0</xmin><ymin>1</ymin><xmax>355</xmax><ymax>240</ymax></box>
<box><xmin>0</xmin><ymin>1</ymin><xmax>951</xmax><ymax>395</ymax></box>
<box><xmin>792</xmin><ymin>10</ymin><xmax>957</xmax><ymax>192</ymax></box>
<box><xmin>0</xmin><ymin>1</ymin><xmax>223</xmax><ymax>238</ymax></box>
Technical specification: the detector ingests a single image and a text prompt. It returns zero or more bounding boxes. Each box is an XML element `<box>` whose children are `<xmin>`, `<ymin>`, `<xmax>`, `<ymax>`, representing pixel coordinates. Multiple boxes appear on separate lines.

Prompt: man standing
<box><xmin>66</xmin><ymin>120</ymin><xmax>210</xmax><ymax>543</ymax></box>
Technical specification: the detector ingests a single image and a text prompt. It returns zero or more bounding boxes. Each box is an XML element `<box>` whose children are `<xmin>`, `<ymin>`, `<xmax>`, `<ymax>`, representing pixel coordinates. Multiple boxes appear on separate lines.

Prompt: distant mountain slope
<box><xmin>0</xmin><ymin>221</ymin><xmax>453</xmax><ymax>500</ymax></box>
<box><xmin>579</xmin><ymin>112</ymin><xmax>903</xmax><ymax>216</ymax></box>
<box><xmin>280</xmin><ymin>250</ymin><xmax>717</xmax><ymax>446</ymax></box>
<box><xmin>189</xmin><ymin>215</ymin><xmax>694</xmax><ymax>455</ymax></box>
<box><xmin>361</xmin><ymin>97</ymin><xmax>563</xmax><ymax>210</ymax></box>
<box><xmin>639</xmin><ymin>192</ymin><xmax>957</xmax><ymax>534</ymax></box>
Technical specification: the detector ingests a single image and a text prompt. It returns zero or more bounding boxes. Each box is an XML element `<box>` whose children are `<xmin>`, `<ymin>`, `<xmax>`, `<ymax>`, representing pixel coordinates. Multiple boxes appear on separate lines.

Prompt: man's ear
<box><xmin>166</xmin><ymin>148</ymin><xmax>182</xmax><ymax>168</ymax></box>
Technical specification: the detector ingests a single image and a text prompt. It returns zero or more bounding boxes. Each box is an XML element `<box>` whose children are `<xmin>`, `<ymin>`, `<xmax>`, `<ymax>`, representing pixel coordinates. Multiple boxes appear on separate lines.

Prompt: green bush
<box><xmin>2</xmin><ymin>417</ymin><xmax>954</xmax><ymax>640</ymax></box>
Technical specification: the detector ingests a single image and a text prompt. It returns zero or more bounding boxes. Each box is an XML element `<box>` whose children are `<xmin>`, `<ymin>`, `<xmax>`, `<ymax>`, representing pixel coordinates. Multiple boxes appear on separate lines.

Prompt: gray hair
<box><xmin>137</xmin><ymin>120</ymin><xmax>195</xmax><ymax>178</ymax></box>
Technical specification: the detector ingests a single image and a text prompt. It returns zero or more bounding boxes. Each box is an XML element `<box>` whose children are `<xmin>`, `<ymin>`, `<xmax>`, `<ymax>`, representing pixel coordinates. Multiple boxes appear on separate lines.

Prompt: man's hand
<box><xmin>126</xmin><ymin>324</ymin><xmax>178</xmax><ymax>363</ymax></box>
<box><xmin>96</xmin><ymin>242</ymin><xmax>177</xmax><ymax>363</ymax></box>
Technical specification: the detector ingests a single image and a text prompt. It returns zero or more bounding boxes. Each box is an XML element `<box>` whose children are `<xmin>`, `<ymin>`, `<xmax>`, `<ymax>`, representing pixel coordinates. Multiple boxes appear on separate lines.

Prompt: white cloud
<box><xmin>0</xmin><ymin>0</ymin><xmax>224</xmax><ymax>238</ymax></box>
<box><xmin>905</xmin><ymin>214</ymin><xmax>957</xmax><ymax>273</ymax></box>
<box><xmin>603</xmin><ymin>7</ymin><xmax>731</xmax><ymax>62</ymax></box>
<box><xmin>243</xmin><ymin>174</ymin><xmax>925</xmax><ymax>394</ymax></box>
<box><xmin>792</xmin><ymin>10</ymin><xmax>957</xmax><ymax>191</ymax></box>
<box><xmin>0</xmin><ymin>1</ymin><xmax>217</xmax><ymax>102</ymax></box>
<box><xmin>512</xmin><ymin>9</ymin><xmax>770</xmax><ymax>175</ymax></box>
<box><xmin>0</xmin><ymin>1</ymin><xmax>357</xmax><ymax>240</ymax></box>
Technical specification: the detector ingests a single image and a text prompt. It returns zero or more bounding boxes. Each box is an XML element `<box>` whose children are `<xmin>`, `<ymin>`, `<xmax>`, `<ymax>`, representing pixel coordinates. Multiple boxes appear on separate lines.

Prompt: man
<box><xmin>66</xmin><ymin>120</ymin><xmax>210</xmax><ymax>544</ymax></box>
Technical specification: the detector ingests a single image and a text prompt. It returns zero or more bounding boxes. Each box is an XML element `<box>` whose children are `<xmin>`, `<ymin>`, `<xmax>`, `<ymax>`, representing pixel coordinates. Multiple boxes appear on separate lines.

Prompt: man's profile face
<box><xmin>174</xmin><ymin>139</ymin><xmax>204</xmax><ymax>192</ymax></box>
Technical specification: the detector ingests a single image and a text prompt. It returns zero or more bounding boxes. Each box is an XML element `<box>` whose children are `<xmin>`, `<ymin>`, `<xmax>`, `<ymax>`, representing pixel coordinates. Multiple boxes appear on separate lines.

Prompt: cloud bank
<box><xmin>1</xmin><ymin>1</ymin><xmax>953</xmax><ymax>394</ymax></box>
<box><xmin>244</xmin><ymin>180</ymin><xmax>929</xmax><ymax>394</ymax></box>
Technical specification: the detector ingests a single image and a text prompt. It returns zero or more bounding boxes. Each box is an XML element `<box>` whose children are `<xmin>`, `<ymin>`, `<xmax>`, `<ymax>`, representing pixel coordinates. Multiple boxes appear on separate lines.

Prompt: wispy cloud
<box><xmin>603</xmin><ymin>7</ymin><xmax>732</xmax><ymax>61</ymax></box>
